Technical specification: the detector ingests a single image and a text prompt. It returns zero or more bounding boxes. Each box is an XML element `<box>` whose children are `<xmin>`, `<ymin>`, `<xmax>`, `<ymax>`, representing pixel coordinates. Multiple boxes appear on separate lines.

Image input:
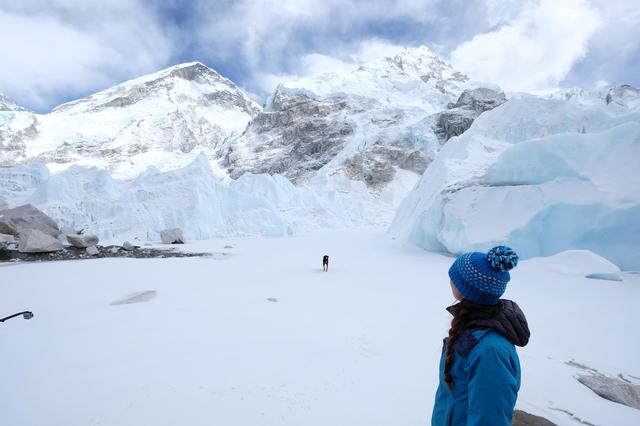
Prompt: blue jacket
<box><xmin>431</xmin><ymin>299</ymin><xmax>530</xmax><ymax>425</ymax></box>
<box><xmin>431</xmin><ymin>329</ymin><xmax>521</xmax><ymax>425</ymax></box>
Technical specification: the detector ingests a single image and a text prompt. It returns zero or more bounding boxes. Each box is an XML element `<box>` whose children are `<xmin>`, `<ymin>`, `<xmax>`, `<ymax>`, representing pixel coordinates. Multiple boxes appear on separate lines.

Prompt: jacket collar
<box><xmin>446</xmin><ymin>299</ymin><xmax>530</xmax><ymax>347</ymax></box>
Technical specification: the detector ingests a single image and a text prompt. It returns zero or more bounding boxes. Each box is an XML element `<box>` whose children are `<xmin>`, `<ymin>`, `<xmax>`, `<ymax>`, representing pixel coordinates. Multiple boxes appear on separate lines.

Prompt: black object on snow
<box><xmin>0</xmin><ymin>311</ymin><xmax>34</xmax><ymax>323</ymax></box>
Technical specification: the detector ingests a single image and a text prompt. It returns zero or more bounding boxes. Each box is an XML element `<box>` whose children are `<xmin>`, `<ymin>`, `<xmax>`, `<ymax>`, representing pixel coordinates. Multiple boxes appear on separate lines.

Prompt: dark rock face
<box><xmin>450</xmin><ymin>88</ymin><xmax>507</xmax><ymax>113</ymax></box>
<box><xmin>435</xmin><ymin>88</ymin><xmax>506</xmax><ymax>141</ymax></box>
<box><xmin>512</xmin><ymin>410</ymin><xmax>557</xmax><ymax>426</ymax></box>
<box><xmin>340</xmin><ymin>139</ymin><xmax>432</xmax><ymax>188</ymax></box>
<box><xmin>224</xmin><ymin>86</ymin><xmax>437</xmax><ymax>188</ymax></box>
<box><xmin>435</xmin><ymin>109</ymin><xmax>476</xmax><ymax>141</ymax></box>
<box><xmin>225</xmin><ymin>91</ymin><xmax>356</xmax><ymax>182</ymax></box>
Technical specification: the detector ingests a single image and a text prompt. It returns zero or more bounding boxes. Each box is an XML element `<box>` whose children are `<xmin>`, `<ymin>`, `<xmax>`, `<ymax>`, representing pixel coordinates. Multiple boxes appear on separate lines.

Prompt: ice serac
<box><xmin>390</xmin><ymin>86</ymin><xmax>640</xmax><ymax>270</ymax></box>
<box><xmin>0</xmin><ymin>155</ymin><xmax>292</xmax><ymax>240</ymax></box>
<box><xmin>0</xmin><ymin>153</ymin><xmax>400</xmax><ymax>241</ymax></box>
<box><xmin>222</xmin><ymin>46</ymin><xmax>471</xmax><ymax>190</ymax></box>
<box><xmin>0</xmin><ymin>63</ymin><xmax>261</xmax><ymax>178</ymax></box>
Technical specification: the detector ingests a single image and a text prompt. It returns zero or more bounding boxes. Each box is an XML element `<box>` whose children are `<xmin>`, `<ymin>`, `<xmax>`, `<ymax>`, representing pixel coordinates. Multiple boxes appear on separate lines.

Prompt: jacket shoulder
<box><xmin>470</xmin><ymin>329</ymin><xmax>517</xmax><ymax>359</ymax></box>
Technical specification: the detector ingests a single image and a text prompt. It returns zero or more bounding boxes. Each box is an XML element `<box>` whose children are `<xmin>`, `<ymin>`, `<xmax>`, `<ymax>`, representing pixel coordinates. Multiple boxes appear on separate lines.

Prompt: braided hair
<box><xmin>444</xmin><ymin>299</ymin><xmax>498</xmax><ymax>388</ymax></box>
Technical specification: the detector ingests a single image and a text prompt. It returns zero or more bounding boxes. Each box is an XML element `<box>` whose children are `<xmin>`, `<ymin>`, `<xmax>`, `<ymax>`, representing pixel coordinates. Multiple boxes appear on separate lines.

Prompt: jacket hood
<box><xmin>447</xmin><ymin>299</ymin><xmax>530</xmax><ymax>347</ymax></box>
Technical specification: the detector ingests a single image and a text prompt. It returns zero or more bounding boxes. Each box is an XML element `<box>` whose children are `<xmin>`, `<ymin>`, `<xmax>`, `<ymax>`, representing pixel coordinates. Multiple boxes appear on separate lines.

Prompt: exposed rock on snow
<box><xmin>512</xmin><ymin>410</ymin><xmax>557</xmax><ymax>426</ymax></box>
<box><xmin>222</xmin><ymin>46</ymin><xmax>470</xmax><ymax>188</ymax></box>
<box><xmin>391</xmin><ymin>90</ymin><xmax>640</xmax><ymax>270</ymax></box>
<box><xmin>86</xmin><ymin>245</ymin><xmax>99</xmax><ymax>255</ymax></box>
<box><xmin>578</xmin><ymin>374</ymin><xmax>640</xmax><ymax>410</ymax></box>
<box><xmin>17</xmin><ymin>228</ymin><xmax>63</xmax><ymax>253</ymax></box>
<box><xmin>434</xmin><ymin>87</ymin><xmax>506</xmax><ymax>141</ymax></box>
<box><xmin>434</xmin><ymin>108</ymin><xmax>476</xmax><ymax>141</ymax></box>
<box><xmin>122</xmin><ymin>241</ymin><xmax>134</xmax><ymax>251</ymax></box>
<box><xmin>66</xmin><ymin>232</ymin><xmax>99</xmax><ymax>248</ymax></box>
<box><xmin>585</xmin><ymin>272</ymin><xmax>623</xmax><ymax>282</ymax></box>
<box><xmin>160</xmin><ymin>228</ymin><xmax>185</xmax><ymax>244</ymax></box>
<box><xmin>450</xmin><ymin>87</ymin><xmax>507</xmax><ymax>113</ymax></box>
<box><xmin>224</xmin><ymin>91</ymin><xmax>354</xmax><ymax>182</ymax></box>
<box><xmin>0</xmin><ymin>245</ymin><xmax>208</xmax><ymax>263</ymax></box>
<box><xmin>1</xmin><ymin>203</ymin><xmax>60</xmax><ymax>238</ymax></box>
<box><xmin>1</xmin><ymin>62</ymin><xmax>260</xmax><ymax>178</ymax></box>
<box><xmin>110</xmin><ymin>290</ymin><xmax>158</xmax><ymax>305</ymax></box>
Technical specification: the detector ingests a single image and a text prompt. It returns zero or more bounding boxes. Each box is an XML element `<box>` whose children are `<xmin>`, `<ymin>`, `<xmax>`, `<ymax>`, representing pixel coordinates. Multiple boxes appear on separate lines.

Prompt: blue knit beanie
<box><xmin>448</xmin><ymin>246</ymin><xmax>519</xmax><ymax>305</ymax></box>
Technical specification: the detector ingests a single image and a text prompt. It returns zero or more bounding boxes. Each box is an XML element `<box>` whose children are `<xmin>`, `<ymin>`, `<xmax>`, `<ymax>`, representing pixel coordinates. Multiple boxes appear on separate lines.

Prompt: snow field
<box><xmin>1</xmin><ymin>229</ymin><xmax>639</xmax><ymax>425</ymax></box>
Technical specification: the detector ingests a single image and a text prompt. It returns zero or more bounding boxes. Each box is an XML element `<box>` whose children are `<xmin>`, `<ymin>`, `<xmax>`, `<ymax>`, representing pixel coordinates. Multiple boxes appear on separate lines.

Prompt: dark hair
<box><xmin>444</xmin><ymin>299</ymin><xmax>498</xmax><ymax>388</ymax></box>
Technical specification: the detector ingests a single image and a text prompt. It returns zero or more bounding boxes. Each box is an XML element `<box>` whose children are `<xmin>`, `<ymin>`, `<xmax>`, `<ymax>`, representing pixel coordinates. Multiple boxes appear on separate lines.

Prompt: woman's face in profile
<box><xmin>450</xmin><ymin>280</ymin><xmax>462</xmax><ymax>301</ymax></box>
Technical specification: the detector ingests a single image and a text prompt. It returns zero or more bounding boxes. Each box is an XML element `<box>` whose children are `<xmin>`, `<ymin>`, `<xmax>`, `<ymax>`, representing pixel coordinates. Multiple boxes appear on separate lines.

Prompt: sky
<box><xmin>0</xmin><ymin>0</ymin><xmax>638</xmax><ymax>112</ymax></box>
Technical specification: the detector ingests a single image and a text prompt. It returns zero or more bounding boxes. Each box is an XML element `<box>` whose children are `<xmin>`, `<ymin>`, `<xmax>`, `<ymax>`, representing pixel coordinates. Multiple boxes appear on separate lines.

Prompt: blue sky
<box><xmin>1</xmin><ymin>0</ymin><xmax>638</xmax><ymax>112</ymax></box>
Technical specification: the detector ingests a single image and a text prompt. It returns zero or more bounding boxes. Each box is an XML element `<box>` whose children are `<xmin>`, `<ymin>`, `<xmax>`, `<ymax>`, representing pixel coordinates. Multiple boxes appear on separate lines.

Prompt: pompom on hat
<box><xmin>448</xmin><ymin>246</ymin><xmax>519</xmax><ymax>305</ymax></box>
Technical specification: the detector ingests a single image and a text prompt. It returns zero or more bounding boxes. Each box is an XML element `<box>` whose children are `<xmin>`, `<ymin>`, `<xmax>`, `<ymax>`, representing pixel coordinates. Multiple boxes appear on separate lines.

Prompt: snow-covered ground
<box><xmin>1</xmin><ymin>228</ymin><xmax>639</xmax><ymax>425</ymax></box>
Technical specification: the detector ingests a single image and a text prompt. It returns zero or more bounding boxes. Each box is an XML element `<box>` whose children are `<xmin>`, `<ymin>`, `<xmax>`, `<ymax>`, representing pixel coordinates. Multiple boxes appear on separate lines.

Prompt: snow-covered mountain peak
<box><xmin>224</xmin><ymin>45</ymin><xmax>479</xmax><ymax>190</ymax></box>
<box><xmin>276</xmin><ymin>44</ymin><xmax>469</xmax><ymax>105</ymax></box>
<box><xmin>390</xmin><ymin>45</ymin><xmax>465</xmax><ymax>82</ymax></box>
<box><xmin>0</xmin><ymin>93</ymin><xmax>27</xmax><ymax>112</ymax></box>
<box><xmin>1</xmin><ymin>62</ymin><xmax>262</xmax><ymax>178</ymax></box>
<box><xmin>53</xmin><ymin>61</ymin><xmax>260</xmax><ymax>116</ymax></box>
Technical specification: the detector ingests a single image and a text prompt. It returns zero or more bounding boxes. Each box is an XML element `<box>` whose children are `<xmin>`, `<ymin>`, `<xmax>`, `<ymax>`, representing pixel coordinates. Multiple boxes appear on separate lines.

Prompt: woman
<box><xmin>432</xmin><ymin>246</ymin><xmax>530</xmax><ymax>426</ymax></box>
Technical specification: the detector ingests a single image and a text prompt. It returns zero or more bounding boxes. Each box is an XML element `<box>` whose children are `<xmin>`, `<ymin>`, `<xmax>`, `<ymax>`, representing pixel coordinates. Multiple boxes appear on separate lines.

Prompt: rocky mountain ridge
<box><xmin>222</xmin><ymin>46</ymin><xmax>506</xmax><ymax>189</ymax></box>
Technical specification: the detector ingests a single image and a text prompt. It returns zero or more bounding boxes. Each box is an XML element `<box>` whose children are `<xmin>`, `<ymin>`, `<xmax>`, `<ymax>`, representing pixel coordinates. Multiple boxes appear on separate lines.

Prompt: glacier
<box><xmin>390</xmin><ymin>87</ymin><xmax>640</xmax><ymax>270</ymax></box>
<box><xmin>0</xmin><ymin>154</ymin><xmax>399</xmax><ymax>242</ymax></box>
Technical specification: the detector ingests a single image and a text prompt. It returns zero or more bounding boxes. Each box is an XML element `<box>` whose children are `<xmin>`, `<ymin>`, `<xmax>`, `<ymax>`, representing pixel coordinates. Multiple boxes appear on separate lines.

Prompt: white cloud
<box><xmin>450</xmin><ymin>0</ymin><xmax>602</xmax><ymax>93</ymax></box>
<box><xmin>0</xmin><ymin>0</ymin><xmax>635</xmax><ymax>111</ymax></box>
<box><xmin>0</xmin><ymin>1</ymin><xmax>173</xmax><ymax>111</ymax></box>
<box><xmin>193</xmin><ymin>0</ymin><xmax>439</xmax><ymax>97</ymax></box>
